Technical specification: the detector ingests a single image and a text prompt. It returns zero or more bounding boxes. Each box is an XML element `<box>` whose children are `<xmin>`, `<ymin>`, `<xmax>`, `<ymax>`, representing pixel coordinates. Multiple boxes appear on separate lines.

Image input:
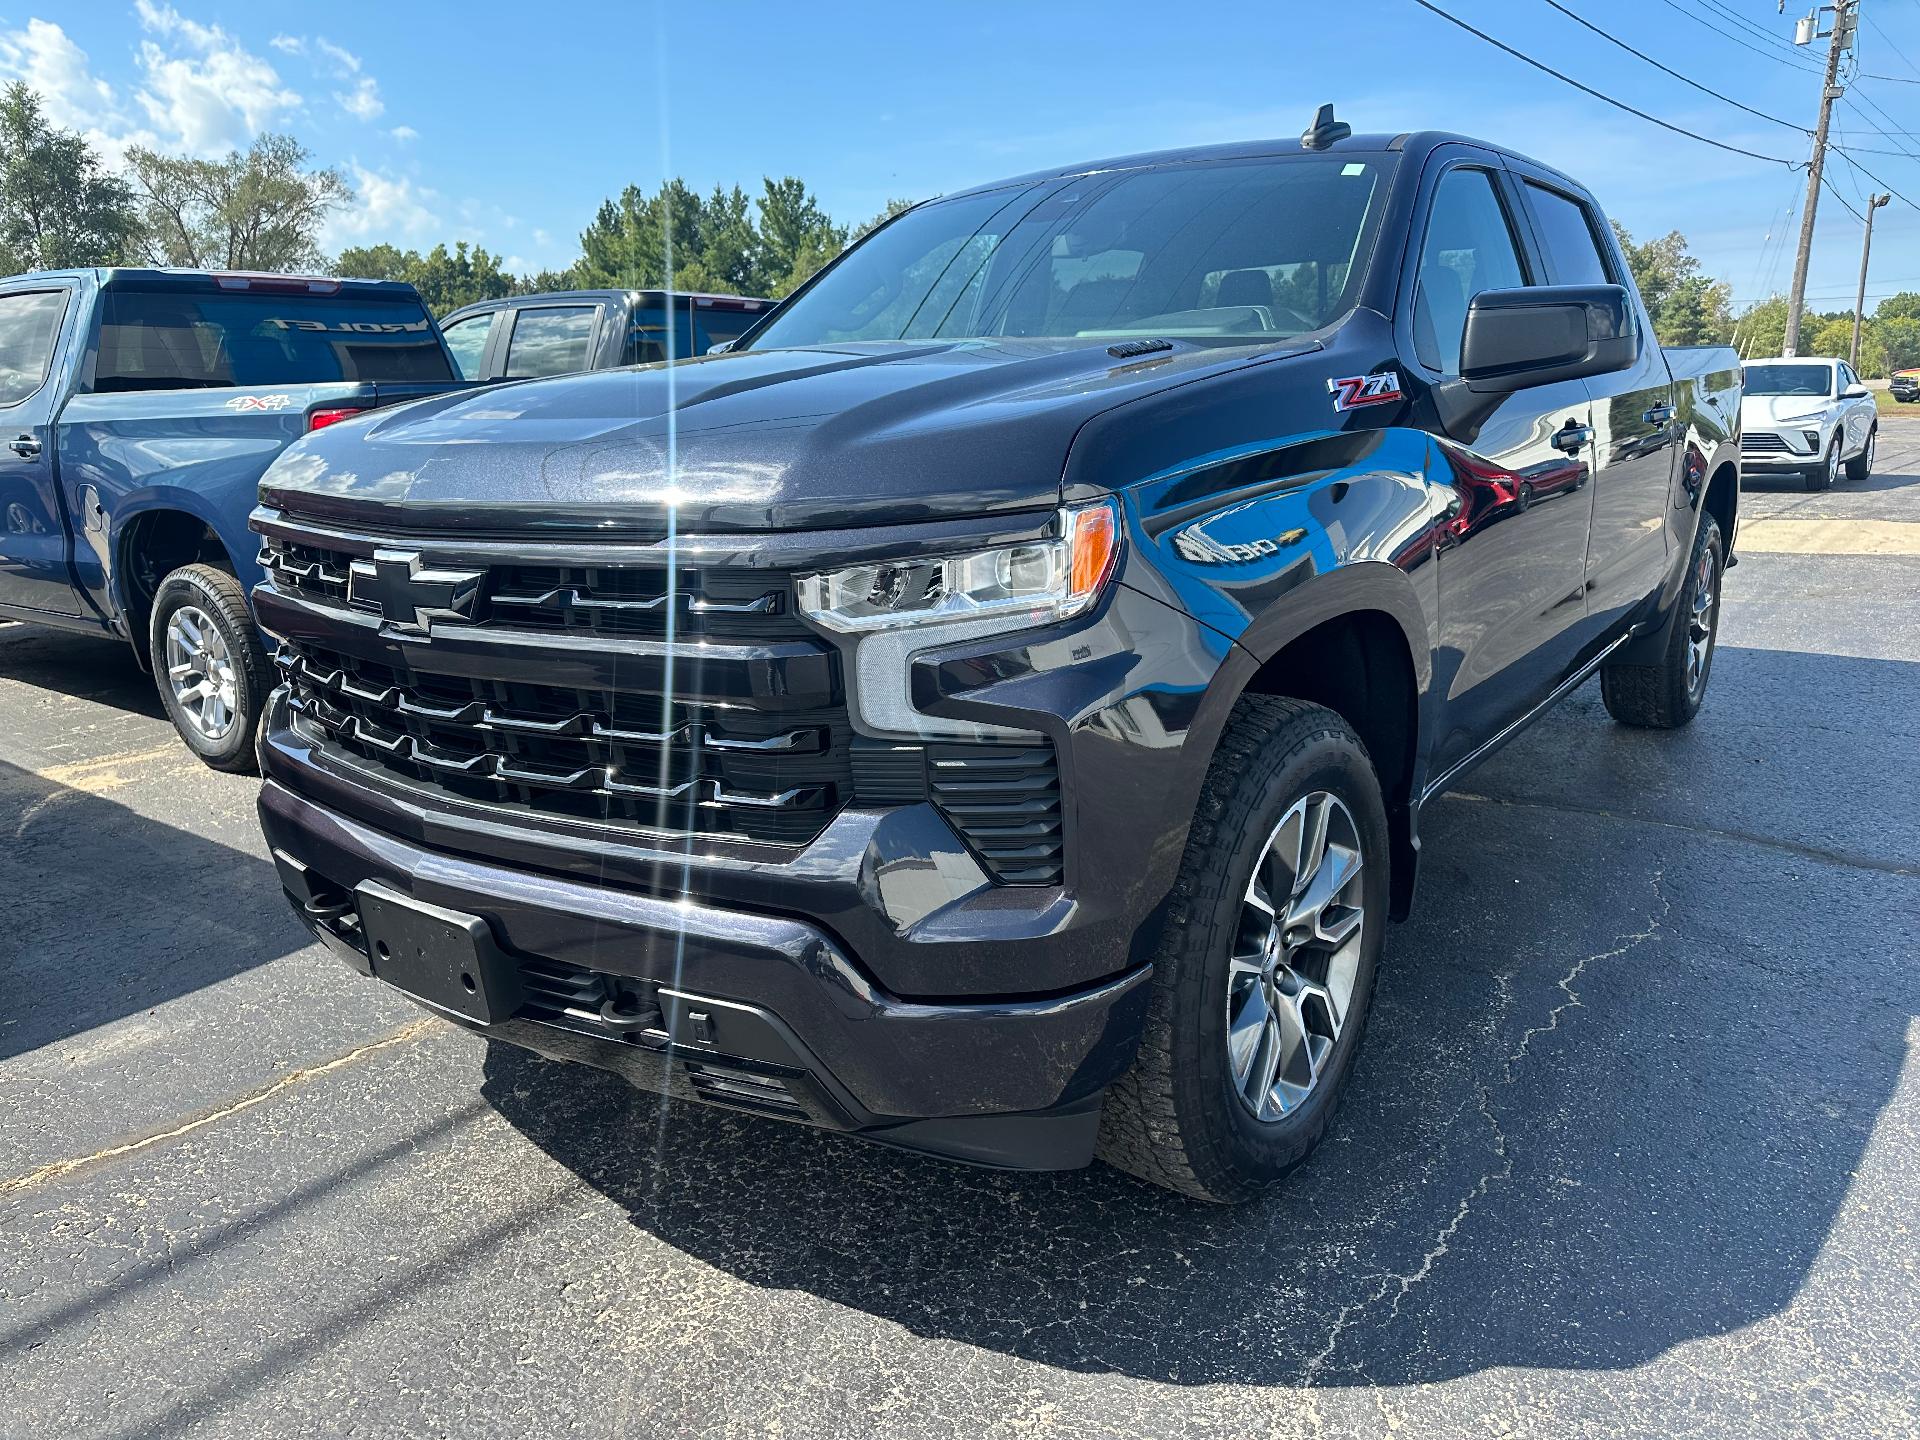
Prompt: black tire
<box><xmin>1600</xmin><ymin>514</ymin><xmax>1723</xmax><ymax>730</ymax></box>
<box><xmin>149</xmin><ymin>562</ymin><xmax>269</xmax><ymax>773</ymax></box>
<box><xmin>1845</xmin><ymin>425</ymin><xmax>1876</xmax><ymax>482</ymax></box>
<box><xmin>1805</xmin><ymin>438</ymin><xmax>1839</xmax><ymax>491</ymax></box>
<box><xmin>1097</xmin><ymin>697</ymin><xmax>1390</xmax><ymax>1203</ymax></box>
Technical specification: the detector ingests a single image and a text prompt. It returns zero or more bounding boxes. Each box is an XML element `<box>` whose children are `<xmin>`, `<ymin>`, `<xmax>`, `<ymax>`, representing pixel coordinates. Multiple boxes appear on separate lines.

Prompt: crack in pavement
<box><xmin>0</xmin><ymin>1018</ymin><xmax>436</xmax><ymax>1202</ymax></box>
<box><xmin>1298</xmin><ymin>870</ymin><xmax>1671</xmax><ymax>1384</ymax></box>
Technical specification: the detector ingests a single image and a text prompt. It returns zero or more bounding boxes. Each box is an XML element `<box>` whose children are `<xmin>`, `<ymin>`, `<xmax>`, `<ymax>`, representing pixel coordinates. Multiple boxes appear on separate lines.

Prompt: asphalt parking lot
<box><xmin>3</xmin><ymin>429</ymin><xmax>1917</xmax><ymax>1440</ymax></box>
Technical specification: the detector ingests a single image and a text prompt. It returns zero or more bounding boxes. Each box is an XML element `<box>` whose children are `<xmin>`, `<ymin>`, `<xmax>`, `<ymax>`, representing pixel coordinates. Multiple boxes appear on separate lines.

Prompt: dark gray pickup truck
<box><xmin>250</xmin><ymin>115</ymin><xmax>1741</xmax><ymax>1201</ymax></box>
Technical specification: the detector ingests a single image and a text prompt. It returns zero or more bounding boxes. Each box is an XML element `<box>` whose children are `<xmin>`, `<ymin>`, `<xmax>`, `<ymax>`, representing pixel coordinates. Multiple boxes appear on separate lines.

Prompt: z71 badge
<box><xmin>1328</xmin><ymin>371</ymin><xmax>1404</xmax><ymax>412</ymax></box>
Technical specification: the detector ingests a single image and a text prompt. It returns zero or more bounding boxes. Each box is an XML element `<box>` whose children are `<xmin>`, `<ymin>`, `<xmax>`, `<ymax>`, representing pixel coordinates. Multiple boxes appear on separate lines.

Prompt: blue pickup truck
<box><xmin>0</xmin><ymin>268</ymin><xmax>462</xmax><ymax>768</ymax></box>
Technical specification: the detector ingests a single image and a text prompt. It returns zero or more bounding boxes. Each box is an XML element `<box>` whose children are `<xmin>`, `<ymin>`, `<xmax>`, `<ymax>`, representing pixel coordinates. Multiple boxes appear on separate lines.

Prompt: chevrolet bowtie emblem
<box><xmin>347</xmin><ymin>549</ymin><xmax>486</xmax><ymax>631</ymax></box>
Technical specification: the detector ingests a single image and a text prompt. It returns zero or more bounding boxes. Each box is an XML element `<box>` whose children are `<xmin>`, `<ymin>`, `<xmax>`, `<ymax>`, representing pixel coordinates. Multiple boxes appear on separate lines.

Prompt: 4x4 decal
<box><xmin>1328</xmin><ymin>371</ymin><xmax>1404</xmax><ymax>412</ymax></box>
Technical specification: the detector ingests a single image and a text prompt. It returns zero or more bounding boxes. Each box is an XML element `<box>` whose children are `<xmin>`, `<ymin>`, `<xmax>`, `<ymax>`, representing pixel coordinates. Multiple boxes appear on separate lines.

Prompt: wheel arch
<box><xmin>113</xmin><ymin>502</ymin><xmax>240</xmax><ymax>670</ymax></box>
<box><xmin>1199</xmin><ymin>563</ymin><xmax>1433</xmax><ymax>921</ymax></box>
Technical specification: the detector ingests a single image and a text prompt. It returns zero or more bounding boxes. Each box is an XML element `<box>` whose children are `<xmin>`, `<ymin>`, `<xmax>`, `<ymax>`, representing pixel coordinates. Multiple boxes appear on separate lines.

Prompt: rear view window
<box><xmin>503</xmin><ymin>306</ymin><xmax>596</xmax><ymax>378</ymax></box>
<box><xmin>91</xmin><ymin>290</ymin><xmax>453</xmax><ymax>393</ymax></box>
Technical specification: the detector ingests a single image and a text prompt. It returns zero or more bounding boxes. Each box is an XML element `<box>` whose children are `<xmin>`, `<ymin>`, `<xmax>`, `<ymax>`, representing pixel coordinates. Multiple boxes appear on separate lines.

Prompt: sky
<box><xmin>13</xmin><ymin>0</ymin><xmax>1920</xmax><ymax>313</ymax></box>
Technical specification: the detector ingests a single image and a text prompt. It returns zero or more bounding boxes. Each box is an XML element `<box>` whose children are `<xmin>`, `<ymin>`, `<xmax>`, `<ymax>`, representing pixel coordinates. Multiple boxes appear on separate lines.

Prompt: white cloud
<box><xmin>126</xmin><ymin>3</ymin><xmax>300</xmax><ymax>155</ymax></box>
<box><xmin>324</xmin><ymin>165</ymin><xmax>440</xmax><ymax>249</ymax></box>
<box><xmin>269</xmin><ymin>34</ymin><xmax>304</xmax><ymax>56</ymax></box>
<box><xmin>335</xmin><ymin>76</ymin><xmax>382</xmax><ymax>121</ymax></box>
<box><xmin>315</xmin><ymin>38</ymin><xmax>361</xmax><ymax>76</ymax></box>
<box><xmin>390</xmin><ymin>124</ymin><xmax>418</xmax><ymax>142</ymax></box>
<box><xmin>0</xmin><ymin>17</ymin><xmax>158</xmax><ymax>164</ymax></box>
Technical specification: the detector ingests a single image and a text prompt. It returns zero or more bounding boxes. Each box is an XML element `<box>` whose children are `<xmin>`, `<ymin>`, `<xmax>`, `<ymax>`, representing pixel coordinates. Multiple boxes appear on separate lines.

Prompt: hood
<box><xmin>259</xmin><ymin>338</ymin><xmax>1300</xmax><ymax>536</ymax></box>
<box><xmin>1740</xmin><ymin>392</ymin><xmax>1836</xmax><ymax>426</ymax></box>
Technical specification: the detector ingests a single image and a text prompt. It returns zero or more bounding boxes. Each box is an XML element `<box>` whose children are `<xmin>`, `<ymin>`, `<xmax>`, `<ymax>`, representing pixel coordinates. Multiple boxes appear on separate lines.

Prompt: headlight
<box><xmin>1777</xmin><ymin>411</ymin><xmax>1827</xmax><ymax>425</ymax></box>
<box><xmin>796</xmin><ymin>500</ymin><xmax>1120</xmax><ymax>634</ymax></box>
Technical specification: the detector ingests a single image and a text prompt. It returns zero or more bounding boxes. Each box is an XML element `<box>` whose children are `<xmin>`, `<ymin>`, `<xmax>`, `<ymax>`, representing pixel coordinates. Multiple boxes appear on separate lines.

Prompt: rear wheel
<box><xmin>1600</xmin><ymin>514</ymin><xmax>1723</xmax><ymax>730</ymax></box>
<box><xmin>1846</xmin><ymin>425</ymin><xmax>1876</xmax><ymax>482</ymax></box>
<box><xmin>150</xmin><ymin>562</ymin><xmax>268</xmax><ymax>773</ymax></box>
<box><xmin>1097</xmin><ymin>697</ymin><xmax>1389</xmax><ymax>1203</ymax></box>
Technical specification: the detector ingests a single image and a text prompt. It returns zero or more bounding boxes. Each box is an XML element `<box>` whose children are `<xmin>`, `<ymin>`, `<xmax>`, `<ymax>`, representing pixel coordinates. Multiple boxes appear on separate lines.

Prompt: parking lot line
<box><xmin>0</xmin><ymin>1017</ymin><xmax>435</xmax><ymax>1203</ymax></box>
<box><xmin>1738</xmin><ymin>518</ymin><xmax>1920</xmax><ymax>555</ymax></box>
<box><xmin>37</xmin><ymin>743</ymin><xmax>193</xmax><ymax>791</ymax></box>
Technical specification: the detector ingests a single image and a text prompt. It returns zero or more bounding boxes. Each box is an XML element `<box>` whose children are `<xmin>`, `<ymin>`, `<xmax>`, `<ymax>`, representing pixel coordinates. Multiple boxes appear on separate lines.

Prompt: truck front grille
<box><xmin>257</xmin><ymin>514</ymin><xmax>851</xmax><ymax>847</ymax></box>
<box><xmin>277</xmin><ymin>643</ymin><xmax>848</xmax><ymax>845</ymax></box>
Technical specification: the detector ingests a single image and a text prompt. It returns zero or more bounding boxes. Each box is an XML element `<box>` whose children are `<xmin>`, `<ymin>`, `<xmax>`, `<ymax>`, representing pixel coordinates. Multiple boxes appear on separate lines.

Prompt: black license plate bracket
<box><xmin>355</xmin><ymin>882</ymin><xmax>523</xmax><ymax>1025</ymax></box>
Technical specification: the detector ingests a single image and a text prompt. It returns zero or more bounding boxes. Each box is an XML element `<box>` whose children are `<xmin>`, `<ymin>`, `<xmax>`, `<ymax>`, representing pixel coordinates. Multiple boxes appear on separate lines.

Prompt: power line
<box><xmin>1538</xmin><ymin>0</ymin><xmax>1812</xmax><ymax>133</ymax></box>
<box><xmin>1864</xmin><ymin>10</ymin><xmax>1920</xmax><ymax>79</ymax></box>
<box><xmin>1407</xmin><ymin>0</ymin><xmax>1799</xmax><ymax>165</ymax></box>
<box><xmin>1654</xmin><ymin>0</ymin><xmax>1826</xmax><ymax>72</ymax></box>
<box><xmin>1695</xmin><ymin>0</ymin><xmax>1825</xmax><ymax>60</ymax></box>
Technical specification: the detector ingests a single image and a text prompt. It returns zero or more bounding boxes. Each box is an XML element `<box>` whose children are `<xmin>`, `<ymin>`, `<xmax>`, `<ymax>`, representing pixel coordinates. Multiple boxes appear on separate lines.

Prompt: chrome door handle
<box><xmin>1643</xmin><ymin>403</ymin><xmax>1676</xmax><ymax>427</ymax></box>
<box><xmin>8</xmin><ymin>434</ymin><xmax>41</xmax><ymax>459</ymax></box>
<box><xmin>1550</xmin><ymin>423</ymin><xmax>1593</xmax><ymax>454</ymax></box>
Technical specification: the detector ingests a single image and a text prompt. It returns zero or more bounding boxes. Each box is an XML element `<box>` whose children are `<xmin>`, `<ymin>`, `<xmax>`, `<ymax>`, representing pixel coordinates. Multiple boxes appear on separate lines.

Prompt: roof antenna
<box><xmin>1301</xmin><ymin>103</ymin><xmax>1351</xmax><ymax>151</ymax></box>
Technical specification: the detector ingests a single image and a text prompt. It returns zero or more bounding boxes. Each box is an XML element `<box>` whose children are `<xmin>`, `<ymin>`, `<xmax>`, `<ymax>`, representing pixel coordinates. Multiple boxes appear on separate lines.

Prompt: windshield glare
<box><xmin>747</xmin><ymin>155</ymin><xmax>1393</xmax><ymax>349</ymax></box>
<box><xmin>1743</xmin><ymin>363</ymin><xmax>1835</xmax><ymax>398</ymax></box>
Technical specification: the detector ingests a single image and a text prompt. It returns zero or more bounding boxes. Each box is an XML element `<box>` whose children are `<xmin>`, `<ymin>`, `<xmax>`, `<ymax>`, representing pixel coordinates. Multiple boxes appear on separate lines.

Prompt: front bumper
<box><xmin>1739</xmin><ymin>425</ymin><xmax>1825</xmax><ymax>472</ymax></box>
<box><xmin>260</xmin><ymin>778</ymin><xmax>1152</xmax><ymax>1169</ymax></box>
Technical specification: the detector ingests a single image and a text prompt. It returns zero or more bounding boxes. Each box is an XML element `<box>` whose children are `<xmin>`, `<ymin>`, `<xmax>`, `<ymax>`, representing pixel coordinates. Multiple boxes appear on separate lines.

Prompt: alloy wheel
<box><xmin>165</xmin><ymin>604</ymin><xmax>239</xmax><ymax>740</ymax></box>
<box><xmin>1226</xmin><ymin>791</ymin><xmax>1366</xmax><ymax>1122</ymax></box>
<box><xmin>1685</xmin><ymin>541</ymin><xmax>1719</xmax><ymax>699</ymax></box>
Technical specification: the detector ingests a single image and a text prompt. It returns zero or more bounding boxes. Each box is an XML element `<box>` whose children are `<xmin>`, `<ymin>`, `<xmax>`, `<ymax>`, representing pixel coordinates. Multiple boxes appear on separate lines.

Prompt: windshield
<box><xmin>1743</xmin><ymin>363</ymin><xmax>1834</xmax><ymax>398</ymax></box>
<box><xmin>747</xmin><ymin>154</ymin><xmax>1394</xmax><ymax>349</ymax></box>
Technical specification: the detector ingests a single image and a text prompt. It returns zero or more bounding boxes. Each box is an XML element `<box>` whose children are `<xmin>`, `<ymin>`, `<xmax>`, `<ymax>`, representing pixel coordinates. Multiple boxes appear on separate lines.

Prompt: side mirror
<box><xmin>1843</xmin><ymin>382</ymin><xmax>1870</xmax><ymax>398</ymax></box>
<box><xmin>1459</xmin><ymin>284</ymin><xmax>1639</xmax><ymax>393</ymax></box>
<box><xmin>707</xmin><ymin>340</ymin><xmax>735</xmax><ymax>355</ymax></box>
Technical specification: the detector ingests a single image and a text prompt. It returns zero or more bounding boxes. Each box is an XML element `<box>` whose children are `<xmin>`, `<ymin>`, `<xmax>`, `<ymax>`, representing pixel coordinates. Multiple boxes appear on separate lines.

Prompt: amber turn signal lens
<box><xmin>1068</xmin><ymin>500</ymin><xmax>1120</xmax><ymax>607</ymax></box>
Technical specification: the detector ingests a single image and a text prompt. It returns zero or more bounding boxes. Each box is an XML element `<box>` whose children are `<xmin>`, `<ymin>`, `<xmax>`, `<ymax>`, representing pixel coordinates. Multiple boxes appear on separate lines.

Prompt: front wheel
<box><xmin>1097</xmin><ymin>697</ymin><xmax>1389</xmax><ymax>1203</ymax></box>
<box><xmin>1805</xmin><ymin>438</ymin><xmax>1840</xmax><ymax>491</ymax></box>
<box><xmin>1600</xmin><ymin>514</ymin><xmax>1723</xmax><ymax>730</ymax></box>
<box><xmin>1846</xmin><ymin>425</ymin><xmax>1876</xmax><ymax>482</ymax></box>
<box><xmin>150</xmin><ymin>562</ymin><xmax>269</xmax><ymax>773</ymax></box>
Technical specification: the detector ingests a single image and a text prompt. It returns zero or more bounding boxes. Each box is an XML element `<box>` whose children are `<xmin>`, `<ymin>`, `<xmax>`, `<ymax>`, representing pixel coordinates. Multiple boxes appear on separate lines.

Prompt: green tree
<box><xmin>1875</xmin><ymin>316</ymin><xmax>1920</xmax><ymax>372</ymax></box>
<box><xmin>851</xmin><ymin>197</ymin><xmax>916</xmax><ymax>243</ymax></box>
<box><xmin>0</xmin><ymin>82</ymin><xmax>140</xmax><ymax>271</ymax></box>
<box><xmin>1610</xmin><ymin>221</ymin><xmax>1733</xmax><ymax>347</ymax></box>
<box><xmin>1873</xmin><ymin>290</ymin><xmax>1920</xmax><ymax>322</ymax></box>
<box><xmin>336</xmin><ymin>240</ymin><xmax>515</xmax><ymax>314</ymax></box>
<box><xmin>1731</xmin><ymin>294</ymin><xmax>1819</xmax><ymax>359</ymax></box>
<box><xmin>755</xmin><ymin>176</ymin><xmax>844</xmax><ymax>297</ymax></box>
<box><xmin>126</xmin><ymin>134</ymin><xmax>350</xmax><ymax>272</ymax></box>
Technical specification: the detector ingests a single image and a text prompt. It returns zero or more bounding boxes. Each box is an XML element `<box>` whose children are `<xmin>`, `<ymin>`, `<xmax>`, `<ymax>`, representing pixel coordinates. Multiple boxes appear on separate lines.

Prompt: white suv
<box><xmin>1739</xmin><ymin>356</ymin><xmax>1878</xmax><ymax>490</ymax></box>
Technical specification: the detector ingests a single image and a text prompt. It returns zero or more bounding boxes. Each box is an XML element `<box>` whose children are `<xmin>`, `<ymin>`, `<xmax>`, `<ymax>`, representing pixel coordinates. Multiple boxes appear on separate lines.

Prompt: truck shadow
<box><xmin>483</xmin><ymin>645</ymin><xmax>1916</xmax><ymax>1388</ymax></box>
<box><xmin>0</xmin><ymin>623</ymin><xmax>165</xmax><ymax>720</ymax></box>
<box><xmin>0</xmin><ymin>757</ymin><xmax>309</xmax><ymax>1061</ymax></box>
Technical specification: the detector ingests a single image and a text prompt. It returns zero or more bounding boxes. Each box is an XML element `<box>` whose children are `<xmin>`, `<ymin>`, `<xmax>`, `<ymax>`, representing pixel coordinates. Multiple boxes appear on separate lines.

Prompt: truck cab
<box><xmin>436</xmin><ymin>289</ymin><xmax>774</xmax><ymax>381</ymax></box>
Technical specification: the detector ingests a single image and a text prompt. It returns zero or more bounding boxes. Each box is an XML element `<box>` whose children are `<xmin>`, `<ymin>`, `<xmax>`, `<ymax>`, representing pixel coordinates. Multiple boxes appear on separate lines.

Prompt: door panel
<box><xmin>1514</xmin><ymin>175</ymin><xmax>1674</xmax><ymax>632</ymax></box>
<box><xmin>0</xmin><ymin>286</ymin><xmax>81</xmax><ymax>614</ymax></box>
<box><xmin>1404</xmin><ymin>159</ymin><xmax>1595</xmax><ymax>783</ymax></box>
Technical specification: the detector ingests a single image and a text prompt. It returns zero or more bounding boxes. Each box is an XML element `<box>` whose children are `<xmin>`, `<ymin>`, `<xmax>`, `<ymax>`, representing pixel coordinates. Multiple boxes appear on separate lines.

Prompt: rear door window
<box><xmin>440</xmin><ymin>310</ymin><xmax>497</xmax><ymax>379</ymax></box>
<box><xmin>0</xmin><ymin>289</ymin><xmax>70</xmax><ymax>406</ymax></box>
<box><xmin>503</xmin><ymin>306</ymin><xmax>597</xmax><ymax>378</ymax></box>
<box><xmin>1522</xmin><ymin>182</ymin><xmax>1614</xmax><ymax>288</ymax></box>
<box><xmin>92</xmin><ymin>289</ymin><xmax>453</xmax><ymax>392</ymax></box>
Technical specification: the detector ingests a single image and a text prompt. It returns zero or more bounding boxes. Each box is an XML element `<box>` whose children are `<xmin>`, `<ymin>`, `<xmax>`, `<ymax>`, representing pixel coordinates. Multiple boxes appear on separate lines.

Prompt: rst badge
<box><xmin>1327</xmin><ymin>372</ymin><xmax>1404</xmax><ymax>412</ymax></box>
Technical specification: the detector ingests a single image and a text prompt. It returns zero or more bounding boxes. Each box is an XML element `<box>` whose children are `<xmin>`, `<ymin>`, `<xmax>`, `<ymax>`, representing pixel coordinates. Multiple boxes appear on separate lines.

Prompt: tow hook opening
<box><xmin>596</xmin><ymin>977</ymin><xmax>663</xmax><ymax>1034</ymax></box>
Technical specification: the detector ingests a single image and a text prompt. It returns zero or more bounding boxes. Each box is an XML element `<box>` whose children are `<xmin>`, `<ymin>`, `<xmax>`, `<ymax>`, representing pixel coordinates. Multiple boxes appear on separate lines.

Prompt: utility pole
<box><xmin>1785</xmin><ymin>0</ymin><xmax>1857</xmax><ymax>357</ymax></box>
<box><xmin>1852</xmin><ymin>191</ymin><xmax>1890</xmax><ymax>368</ymax></box>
